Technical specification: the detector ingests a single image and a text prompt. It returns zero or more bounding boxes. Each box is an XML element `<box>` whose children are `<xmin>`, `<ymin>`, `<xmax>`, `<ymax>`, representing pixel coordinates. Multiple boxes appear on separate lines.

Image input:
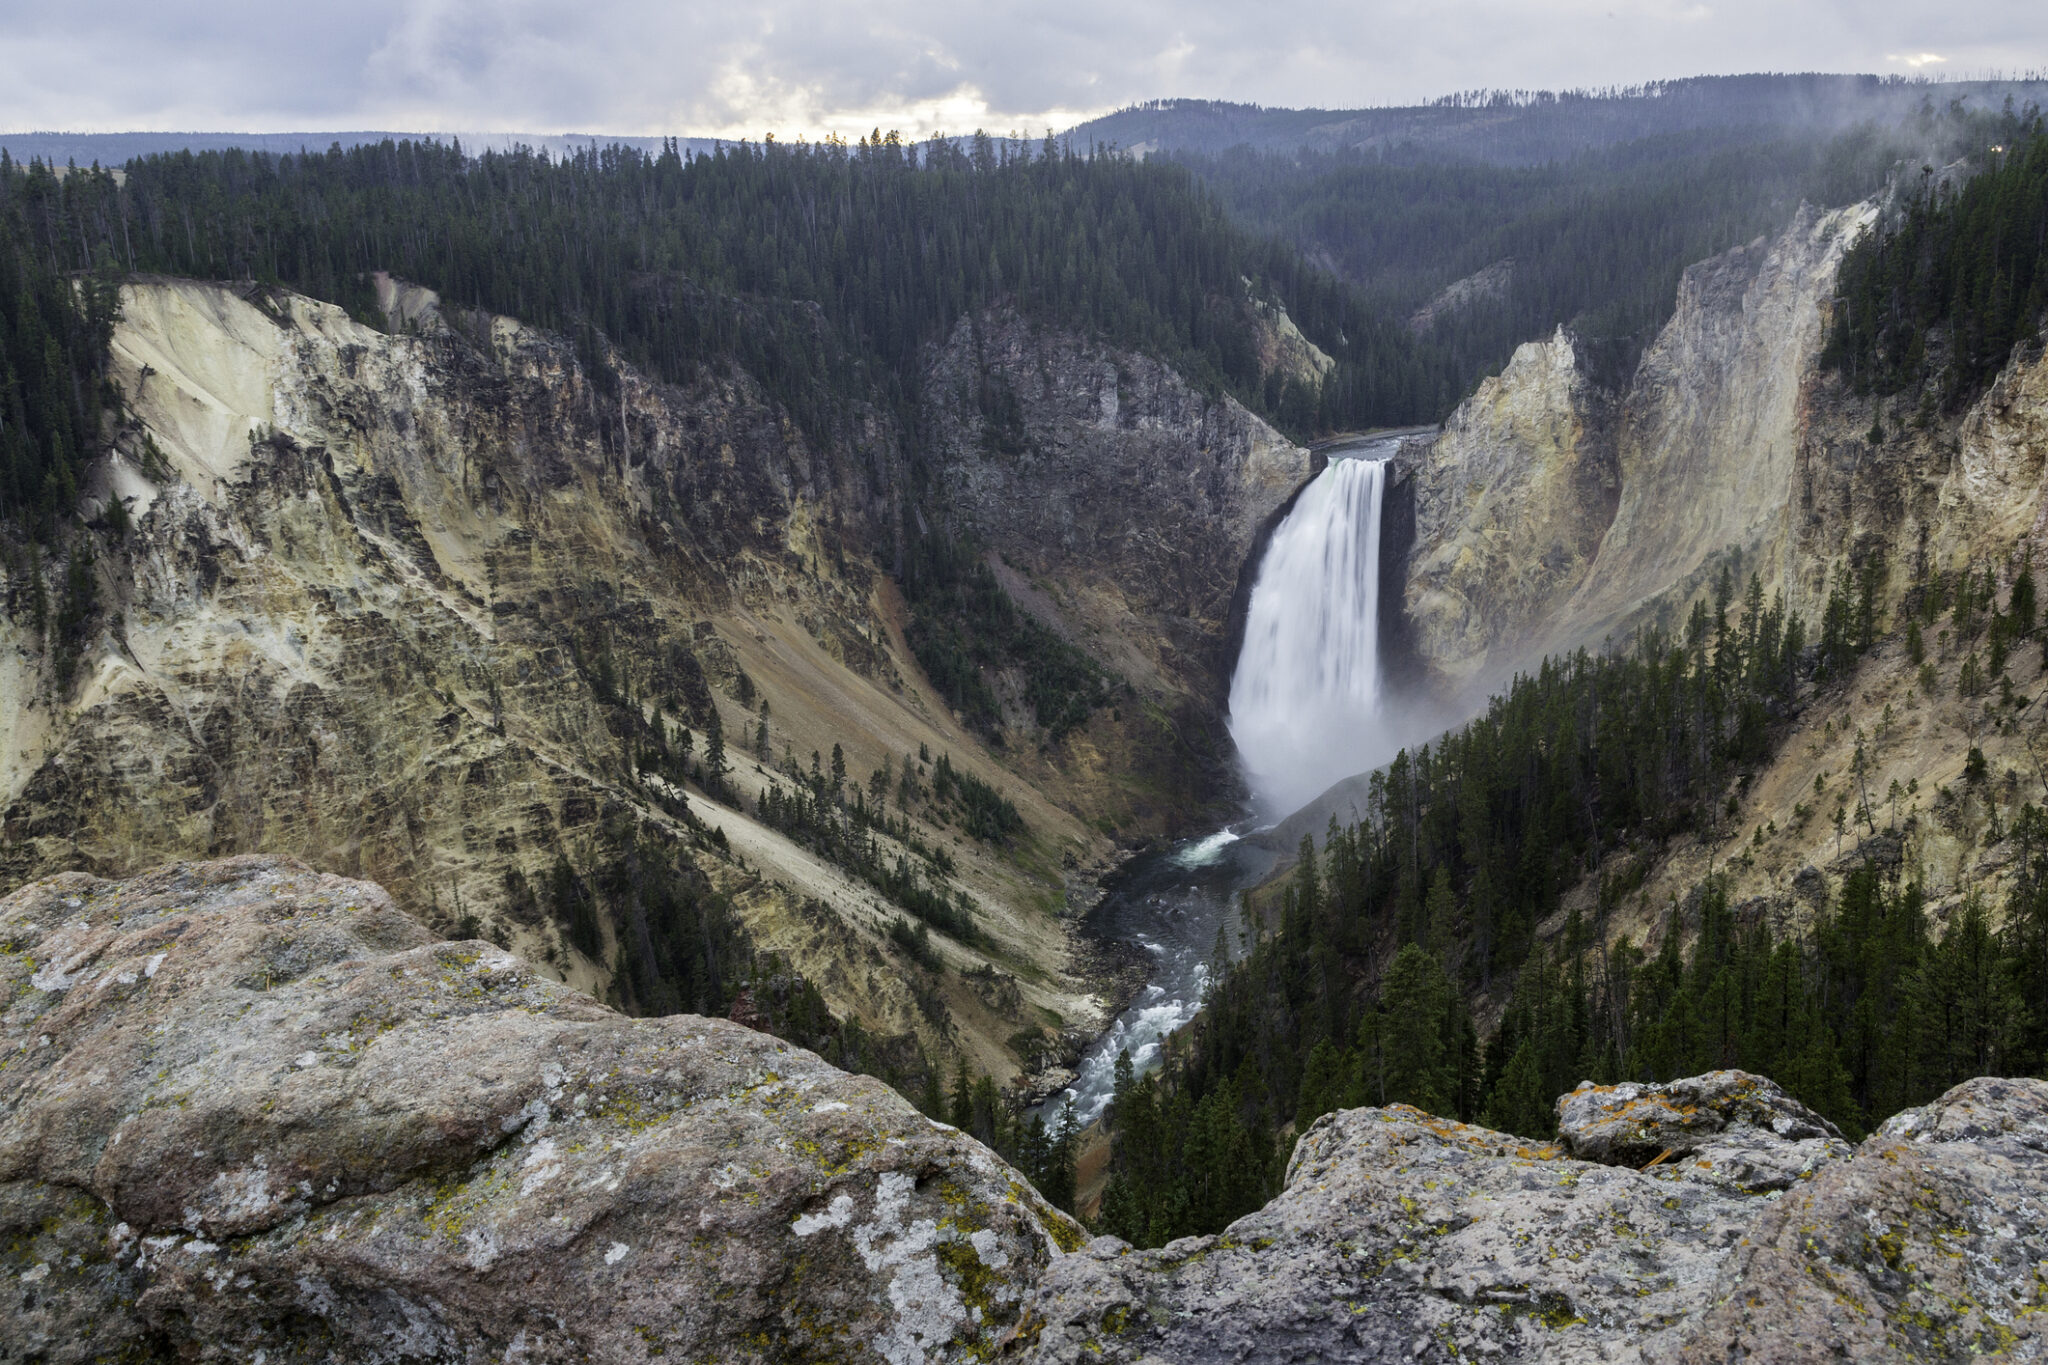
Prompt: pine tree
<box><xmin>1481</xmin><ymin>1039</ymin><xmax>1552</xmax><ymax>1140</ymax></box>
<box><xmin>1379</xmin><ymin>944</ymin><xmax>1454</xmax><ymax>1114</ymax></box>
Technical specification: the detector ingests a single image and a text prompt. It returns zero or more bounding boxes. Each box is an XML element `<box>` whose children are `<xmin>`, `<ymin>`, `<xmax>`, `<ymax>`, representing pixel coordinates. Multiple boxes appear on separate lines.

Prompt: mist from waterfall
<box><xmin>1228</xmin><ymin>455</ymin><xmax>1400</xmax><ymax>817</ymax></box>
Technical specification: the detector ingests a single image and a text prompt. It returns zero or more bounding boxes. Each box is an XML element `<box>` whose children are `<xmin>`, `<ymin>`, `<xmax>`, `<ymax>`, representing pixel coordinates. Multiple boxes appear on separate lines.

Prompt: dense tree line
<box><xmin>0</xmin><ymin>131</ymin><xmax>1458</xmax><ymax>527</ymax></box>
<box><xmin>1175</xmin><ymin>120</ymin><xmax>1922</xmax><ymax>393</ymax></box>
<box><xmin>920</xmin><ymin>1063</ymin><xmax>1081</xmax><ymax>1214</ymax></box>
<box><xmin>753</xmin><ymin>758</ymin><xmax>987</xmax><ymax>947</ymax></box>
<box><xmin>1824</xmin><ymin>113</ymin><xmax>2048</xmax><ymax>411</ymax></box>
<box><xmin>1077</xmin><ymin>77</ymin><xmax>2046</xmax><ymax>166</ymax></box>
<box><xmin>0</xmin><ymin>157</ymin><xmax>124</xmax><ymax>529</ymax></box>
<box><xmin>1100</xmin><ymin>552</ymin><xmax>2048</xmax><ymax>1244</ymax></box>
<box><xmin>1097</xmin><ymin>568</ymin><xmax>1836</xmax><ymax>1242</ymax></box>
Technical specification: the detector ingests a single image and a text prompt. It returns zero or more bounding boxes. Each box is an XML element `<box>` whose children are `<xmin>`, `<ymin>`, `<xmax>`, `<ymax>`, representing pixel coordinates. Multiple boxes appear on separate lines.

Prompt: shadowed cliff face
<box><xmin>918</xmin><ymin>309</ymin><xmax>1314</xmax><ymax>829</ymax></box>
<box><xmin>923</xmin><ymin>309</ymin><xmax>1313</xmax><ymax>708</ymax></box>
<box><xmin>0</xmin><ymin>280</ymin><xmax>1311</xmax><ymax>1081</ymax></box>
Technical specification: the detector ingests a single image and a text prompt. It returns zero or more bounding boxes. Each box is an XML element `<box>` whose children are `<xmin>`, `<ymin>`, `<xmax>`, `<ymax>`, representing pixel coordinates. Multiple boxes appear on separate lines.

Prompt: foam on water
<box><xmin>1172</xmin><ymin>828</ymin><xmax>1242</xmax><ymax>869</ymax></box>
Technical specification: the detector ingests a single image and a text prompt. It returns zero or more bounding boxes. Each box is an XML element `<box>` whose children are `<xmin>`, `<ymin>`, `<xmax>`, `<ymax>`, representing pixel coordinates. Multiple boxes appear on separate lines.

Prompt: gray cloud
<box><xmin>0</xmin><ymin>0</ymin><xmax>2041</xmax><ymax>137</ymax></box>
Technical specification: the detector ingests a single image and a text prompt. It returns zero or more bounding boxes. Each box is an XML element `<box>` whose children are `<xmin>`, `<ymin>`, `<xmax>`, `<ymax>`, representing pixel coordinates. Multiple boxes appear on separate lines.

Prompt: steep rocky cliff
<box><xmin>1396</xmin><ymin>191</ymin><xmax>2048</xmax><ymax>946</ymax></box>
<box><xmin>1592</xmin><ymin>318</ymin><xmax>2048</xmax><ymax>944</ymax></box>
<box><xmin>1402</xmin><ymin>326</ymin><xmax>1617</xmax><ymax>690</ymax></box>
<box><xmin>0</xmin><ymin>279</ymin><xmax>1308</xmax><ymax>1083</ymax></box>
<box><xmin>8</xmin><ymin>859</ymin><xmax>2044</xmax><ymax>1363</ymax></box>
<box><xmin>923</xmin><ymin>309</ymin><xmax>1312</xmax><ymax>713</ymax></box>
<box><xmin>1406</xmin><ymin>202</ymin><xmax>1875</xmax><ymax>694</ymax></box>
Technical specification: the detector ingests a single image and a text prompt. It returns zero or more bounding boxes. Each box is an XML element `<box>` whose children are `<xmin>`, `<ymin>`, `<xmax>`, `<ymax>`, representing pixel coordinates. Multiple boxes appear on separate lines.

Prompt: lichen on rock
<box><xmin>0</xmin><ymin>857</ymin><xmax>1080</xmax><ymax>1363</ymax></box>
<box><xmin>6</xmin><ymin>857</ymin><xmax>2044</xmax><ymax>1363</ymax></box>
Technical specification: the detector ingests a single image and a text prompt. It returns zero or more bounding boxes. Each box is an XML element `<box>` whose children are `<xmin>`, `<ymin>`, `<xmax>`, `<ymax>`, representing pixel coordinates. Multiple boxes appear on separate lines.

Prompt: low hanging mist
<box><xmin>1228</xmin><ymin>453</ymin><xmax>1409</xmax><ymax>817</ymax></box>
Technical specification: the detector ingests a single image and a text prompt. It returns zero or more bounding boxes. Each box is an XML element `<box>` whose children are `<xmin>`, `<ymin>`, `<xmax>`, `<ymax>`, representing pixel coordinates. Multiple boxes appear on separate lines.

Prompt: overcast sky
<box><xmin>1</xmin><ymin>0</ymin><xmax>2041</xmax><ymax>140</ymax></box>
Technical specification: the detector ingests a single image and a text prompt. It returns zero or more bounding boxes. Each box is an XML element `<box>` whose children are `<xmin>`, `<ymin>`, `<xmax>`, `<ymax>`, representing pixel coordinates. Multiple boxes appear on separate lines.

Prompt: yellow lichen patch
<box><xmin>418</xmin><ymin>1163</ymin><xmax>515</xmax><ymax>1243</ymax></box>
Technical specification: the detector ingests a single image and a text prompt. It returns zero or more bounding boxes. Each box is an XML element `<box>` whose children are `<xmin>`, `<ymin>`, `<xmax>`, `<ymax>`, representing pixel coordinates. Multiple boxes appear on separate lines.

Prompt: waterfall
<box><xmin>1228</xmin><ymin>455</ymin><xmax>1394</xmax><ymax>816</ymax></box>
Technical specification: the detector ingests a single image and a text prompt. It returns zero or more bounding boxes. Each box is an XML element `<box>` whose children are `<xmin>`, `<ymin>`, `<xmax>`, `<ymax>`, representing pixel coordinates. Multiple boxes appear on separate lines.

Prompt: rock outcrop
<box><xmin>1</xmin><ymin>858</ymin><xmax>1082</xmax><ymax>1363</ymax></box>
<box><xmin>7</xmin><ymin>860</ymin><xmax>2046</xmax><ymax>1363</ymax></box>
<box><xmin>1017</xmin><ymin>1072</ymin><xmax>2048</xmax><ymax>1364</ymax></box>
<box><xmin>1554</xmin><ymin>1069</ymin><xmax>1850</xmax><ymax>1192</ymax></box>
<box><xmin>1404</xmin><ymin>202</ymin><xmax>1875</xmax><ymax>695</ymax></box>
<box><xmin>1672</xmin><ymin>1076</ymin><xmax>2048</xmax><ymax>1362</ymax></box>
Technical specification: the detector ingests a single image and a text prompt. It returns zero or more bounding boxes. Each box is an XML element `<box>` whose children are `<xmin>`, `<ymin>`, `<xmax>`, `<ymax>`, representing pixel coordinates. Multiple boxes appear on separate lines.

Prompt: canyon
<box><xmin>0</xmin><ymin>277</ymin><xmax>1310</xmax><ymax>1086</ymax></box>
<box><xmin>5</xmin><ymin>143</ymin><xmax>2048</xmax><ymax>1362</ymax></box>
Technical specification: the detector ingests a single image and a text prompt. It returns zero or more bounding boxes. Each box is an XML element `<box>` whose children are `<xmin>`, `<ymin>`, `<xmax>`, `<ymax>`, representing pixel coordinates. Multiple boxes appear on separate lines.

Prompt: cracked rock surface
<box><xmin>1555</xmin><ymin>1069</ymin><xmax>1851</xmax><ymax>1193</ymax></box>
<box><xmin>7</xmin><ymin>856</ymin><xmax>2045</xmax><ymax>1363</ymax></box>
<box><xmin>1009</xmin><ymin>1081</ymin><xmax>2048</xmax><ymax>1364</ymax></box>
<box><xmin>0</xmin><ymin>858</ymin><xmax>1082</xmax><ymax>1364</ymax></box>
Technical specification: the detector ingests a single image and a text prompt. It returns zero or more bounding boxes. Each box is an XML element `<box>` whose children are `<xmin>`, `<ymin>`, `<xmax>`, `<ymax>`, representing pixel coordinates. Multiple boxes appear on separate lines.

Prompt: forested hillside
<box><xmin>0</xmin><ymin>160</ymin><xmax>123</xmax><ymax>529</ymax></box>
<box><xmin>0</xmin><ymin>134</ymin><xmax>1465</xmax><ymax>541</ymax></box>
<box><xmin>1172</xmin><ymin>108</ymin><xmax>2018</xmax><ymax>395</ymax></box>
<box><xmin>1096</xmin><ymin>559</ymin><xmax>2048</xmax><ymax>1247</ymax></box>
<box><xmin>1072</xmin><ymin>76</ymin><xmax>2048</xmax><ymax>165</ymax></box>
<box><xmin>1825</xmin><ymin>111</ymin><xmax>2048</xmax><ymax>408</ymax></box>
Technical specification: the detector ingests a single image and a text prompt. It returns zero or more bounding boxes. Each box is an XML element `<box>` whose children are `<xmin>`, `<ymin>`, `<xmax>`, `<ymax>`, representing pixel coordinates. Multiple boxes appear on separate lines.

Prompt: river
<box><xmin>1039</xmin><ymin>429</ymin><xmax>1421</xmax><ymax>1124</ymax></box>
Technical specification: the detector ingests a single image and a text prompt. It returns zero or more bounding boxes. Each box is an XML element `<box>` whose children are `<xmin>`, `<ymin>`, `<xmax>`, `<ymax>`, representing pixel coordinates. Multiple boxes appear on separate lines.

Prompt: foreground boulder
<box><xmin>0</xmin><ymin>858</ymin><xmax>1082</xmax><ymax>1363</ymax></box>
<box><xmin>1673</xmin><ymin>1076</ymin><xmax>2048</xmax><ymax>1362</ymax></box>
<box><xmin>1014</xmin><ymin>1080</ymin><xmax>2048</xmax><ymax>1363</ymax></box>
<box><xmin>1555</xmin><ymin>1069</ymin><xmax>1852</xmax><ymax>1193</ymax></box>
<box><xmin>7</xmin><ymin>857</ymin><xmax>2046</xmax><ymax>1364</ymax></box>
<box><xmin>1016</xmin><ymin>1105</ymin><xmax>1777</xmax><ymax>1362</ymax></box>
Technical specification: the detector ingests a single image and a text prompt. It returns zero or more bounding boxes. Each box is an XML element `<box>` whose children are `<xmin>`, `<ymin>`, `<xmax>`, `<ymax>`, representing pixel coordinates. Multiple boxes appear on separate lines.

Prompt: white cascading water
<box><xmin>1042</xmin><ymin>449</ymin><xmax>1404</xmax><ymax>1126</ymax></box>
<box><xmin>1228</xmin><ymin>455</ymin><xmax>1392</xmax><ymax>816</ymax></box>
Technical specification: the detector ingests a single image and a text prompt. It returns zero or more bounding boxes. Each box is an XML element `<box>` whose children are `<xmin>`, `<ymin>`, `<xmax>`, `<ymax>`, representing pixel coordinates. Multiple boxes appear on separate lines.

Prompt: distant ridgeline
<box><xmin>0</xmin><ymin>134</ymin><xmax>1464</xmax><ymax>531</ymax></box>
<box><xmin>1071</xmin><ymin>76</ymin><xmax>2048</xmax><ymax>164</ymax></box>
<box><xmin>1095</xmin><ymin>568</ymin><xmax>2048</xmax><ymax>1249</ymax></box>
<box><xmin>1825</xmin><ymin>112</ymin><xmax>2048</xmax><ymax>410</ymax></box>
<box><xmin>1162</xmin><ymin>98</ymin><xmax>2035</xmax><ymax>396</ymax></box>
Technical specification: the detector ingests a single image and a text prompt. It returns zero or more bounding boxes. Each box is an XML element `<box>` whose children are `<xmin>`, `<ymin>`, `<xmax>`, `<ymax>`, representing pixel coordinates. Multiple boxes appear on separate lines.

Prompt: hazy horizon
<box><xmin>2</xmin><ymin>1</ymin><xmax>2041</xmax><ymax>147</ymax></box>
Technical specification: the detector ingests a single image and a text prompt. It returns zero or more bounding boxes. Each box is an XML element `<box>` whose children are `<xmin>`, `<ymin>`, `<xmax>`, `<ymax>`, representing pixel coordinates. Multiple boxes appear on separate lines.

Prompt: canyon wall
<box><xmin>0</xmin><ymin>280</ymin><xmax>1309</xmax><ymax>1081</ymax></box>
<box><xmin>924</xmin><ymin>309</ymin><xmax>1312</xmax><ymax>708</ymax></box>
<box><xmin>1406</xmin><ymin>202</ymin><xmax>1876</xmax><ymax>693</ymax></box>
<box><xmin>1401</xmin><ymin>193</ymin><xmax>2048</xmax><ymax>944</ymax></box>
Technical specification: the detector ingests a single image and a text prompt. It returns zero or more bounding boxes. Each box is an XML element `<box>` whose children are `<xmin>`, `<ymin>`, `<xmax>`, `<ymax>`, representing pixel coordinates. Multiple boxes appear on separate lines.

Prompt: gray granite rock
<box><xmin>1554</xmin><ymin>1070</ymin><xmax>1850</xmax><ymax>1190</ymax></box>
<box><xmin>1670</xmin><ymin>1076</ymin><xmax>2048</xmax><ymax>1363</ymax></box>
<box><xmin>1010</xmin><ymin>1078</ymin><xmax>2048</xmax><ymax>1364</ymax></box>
<box><xmin>9</xmin><ymin>857</ymin><xmax>2047</xmax><ymax>1364</ymax></box>
<box><xmin>0</xmin><ymin>858</ymin><xmax>1083</xmax><ymax>1364</ymax></box>
<box><xmin>1012</xmin><ymin>1105</ymin><xmax>1782</xmax><ymax>1364</ymax></box>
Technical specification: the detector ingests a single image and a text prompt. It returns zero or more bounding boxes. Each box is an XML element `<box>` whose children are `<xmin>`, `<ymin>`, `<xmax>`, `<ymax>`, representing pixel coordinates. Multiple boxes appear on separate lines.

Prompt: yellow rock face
<box><xmin>1405</xmin><ymin>202</ymin><xmax>1877</xmax><ymax>700</ymax></box>
<box><xmin>2</xmin><ymin>280</ymin><xmax>1313</xmax><ymax>1082</ymax></box>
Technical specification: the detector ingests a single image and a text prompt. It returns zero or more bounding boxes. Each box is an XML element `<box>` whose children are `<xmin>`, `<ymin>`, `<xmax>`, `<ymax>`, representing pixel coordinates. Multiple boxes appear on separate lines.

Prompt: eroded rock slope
<box><xmin>1405</xmin><ymin>202</ymin><xmax>1876</xmax><ymax>694</ymax></box>
<box><xmin>0</xmin><ymin>278</ymin><xmax>1310</xmax><ymax>1079</ymax></box>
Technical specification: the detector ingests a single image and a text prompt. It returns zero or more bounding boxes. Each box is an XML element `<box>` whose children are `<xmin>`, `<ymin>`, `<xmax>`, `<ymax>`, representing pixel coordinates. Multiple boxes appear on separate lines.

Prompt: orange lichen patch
<box><xmin>1376</xmin><ymin>1106</ymin><xmax>1567</xmax><ymax>1162</ymax></box>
